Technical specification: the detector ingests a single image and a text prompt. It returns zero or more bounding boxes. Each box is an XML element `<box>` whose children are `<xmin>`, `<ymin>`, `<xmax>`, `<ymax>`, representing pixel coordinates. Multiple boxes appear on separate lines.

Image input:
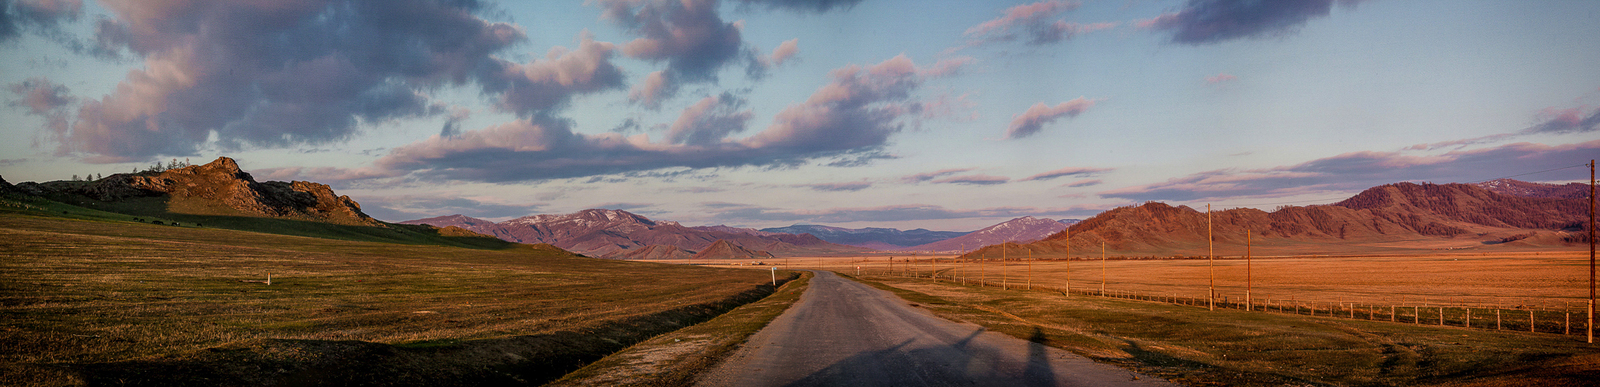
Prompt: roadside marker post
<box><xmin>771</xmin><ymin>267</ymin><xmax>777</xmax><ymax>286</ymax></box>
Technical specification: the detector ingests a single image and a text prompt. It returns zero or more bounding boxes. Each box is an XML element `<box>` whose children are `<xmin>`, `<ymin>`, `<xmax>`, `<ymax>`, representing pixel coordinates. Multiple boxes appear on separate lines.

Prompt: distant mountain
<box><xmin>600</xmin><ymin>244</ymin><xmax>695</xmax><ymax>260</ymax></box>
<box><xmin>692</xmin><ymin>225</ymin><xmax>782</xmax><ymax>237</ymax></box>
<box><xmin>23</xmin><ymin>157</ymin><xmax>379</xmax><ymax>226</ymax></box>
<box><xmin>693</xmin><ymin>240</ymin><xmax>775</xmax><ymax>261</ymax></box>
<box><xmin>1473</xmin><ymin>178</ymin><xmax>1589</xmax><ymax>199</ymax></box>
<box><xmin>902</xmin><ymin>216</ymin><xmax>1072</xmax><ymax>253</ymax></box>
<box><xmin>969</xmin><ymin>180</ymin><xmax>1589</xmax><ymax>258</ymax></box>
<box><xmin>758</xmin><ymin>224</ymin><xmax>970</xmax><ymax>248</ymax></box>
<box><xmin>399</xmin><ymin>214</ymin><xmax>522</xmax><ymax>241</ymax></box>
<box><xmin>402</xmin><ymin>209</ymin><xmax>870</xmax><ymax>257</ymax></box>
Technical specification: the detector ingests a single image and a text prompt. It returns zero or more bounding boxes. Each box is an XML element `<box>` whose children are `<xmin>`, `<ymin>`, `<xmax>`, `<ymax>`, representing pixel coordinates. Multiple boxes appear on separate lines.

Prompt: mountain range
<box><xmin>10</xmin><ymin>156</ymin><xmax>1584</xmax><ymax>260</ymax></box>
<box><xmin>400</xmin><ymin>209</ymin><xmax>871</xmax><ymax>258</ymax></box>
<box><xmin>967</xmin><ymin>180</ymin><xmax>1591</xmax><ymax>259</ymax></box>
<box><xmin>405</xmin><ymin>211</ymin><xmax>1080</xmax><ymax>258</ymax></box>
<box><xmin>757</xmin><ymin>224</ymin><xmax>968</xmax><ymax>250</ymax></box>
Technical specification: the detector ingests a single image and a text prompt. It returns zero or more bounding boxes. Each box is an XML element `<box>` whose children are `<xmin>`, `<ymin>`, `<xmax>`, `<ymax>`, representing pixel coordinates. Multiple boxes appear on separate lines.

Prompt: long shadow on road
<box><xmin>698</xmin><ymin>271</ymin><xmax>1171</xmax><ymax>387</ymax></box>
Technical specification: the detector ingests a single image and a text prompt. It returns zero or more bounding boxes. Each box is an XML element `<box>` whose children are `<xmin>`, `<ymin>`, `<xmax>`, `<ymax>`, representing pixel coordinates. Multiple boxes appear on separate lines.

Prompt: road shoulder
<box><xmin>549</xmin><ymin>272</ymin><xmax>812</xmax><ymax>387</ymax></box>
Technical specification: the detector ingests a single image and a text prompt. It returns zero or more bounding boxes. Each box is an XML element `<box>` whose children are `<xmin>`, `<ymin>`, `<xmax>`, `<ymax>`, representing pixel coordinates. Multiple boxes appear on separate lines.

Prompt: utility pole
<box><xmin>980</xmin><ymin>251</ymin><xmax>987</xmax><ymax>287</ymax></box>
<box><xmin>1247</xmin><ymin>229</ymin><xmax>1253</xmax><ymax>312</ymax></box>
<box><xmin>1100</xmin><ymin>240</ymin><xmax>1106</xmax><ymax>296</ymax></box>
<box><xmin>1209</xmin><ymin>203</ymin><xmax>1215</xmax><ymax>311</ymax></box>
<box><xmin>1002</xmin><ymin>244</ymin><xmax>1009</xmax><ymax>290</ymax></box>
<box><xmin>1589</xmin><ymin>159</ymin><xmax>1595</xmax><ymax>344</ymax></box>
<box><xmin>1027</xmin><ymin>248</ymin><xmax>1033</xmax><ymax>290</ymax></box>
<box><xmin>1065</xmin><ymin>228</ymin><xmax>1071</xmax><ymax>296</ymax></box>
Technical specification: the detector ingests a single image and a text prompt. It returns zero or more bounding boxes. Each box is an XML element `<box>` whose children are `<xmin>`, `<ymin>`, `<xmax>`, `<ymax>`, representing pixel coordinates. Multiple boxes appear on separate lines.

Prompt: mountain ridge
<box><xmin>401</xmin><ymin>209</ymin><xmax>869</xmax><ymax>257</ymax></box>
<box><xmin>968</xmin><ymin>180</ymin><xmax>1590</xmax><ymax>258</ymax></box>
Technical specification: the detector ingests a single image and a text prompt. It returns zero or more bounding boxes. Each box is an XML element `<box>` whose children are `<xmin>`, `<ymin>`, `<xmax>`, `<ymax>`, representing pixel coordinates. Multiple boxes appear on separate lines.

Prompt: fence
<box><xmin>838</xmin><ymin>256</ymin><xmax>1593</xmax><ymax>339</ymax></box>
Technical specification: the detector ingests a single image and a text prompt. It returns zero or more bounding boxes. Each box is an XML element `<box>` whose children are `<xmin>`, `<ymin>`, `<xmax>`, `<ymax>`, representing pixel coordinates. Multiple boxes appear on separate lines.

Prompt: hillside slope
<box><xmin>970</xmin><ymin>181</ymin><xmax>1590</xmax><ymax>258</ymax></box>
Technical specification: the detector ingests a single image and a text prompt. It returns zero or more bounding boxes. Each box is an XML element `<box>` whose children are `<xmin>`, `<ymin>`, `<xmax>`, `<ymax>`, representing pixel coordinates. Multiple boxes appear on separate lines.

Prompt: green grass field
<box><xmin>0</xmin><ymin>212</ymin><xmax>789</xmax><ymax>386</ymax></box>
<box><xmin>850</xmin><ymin>274</ymin><xmax>1600</xmax><ymax>386</ymax></box>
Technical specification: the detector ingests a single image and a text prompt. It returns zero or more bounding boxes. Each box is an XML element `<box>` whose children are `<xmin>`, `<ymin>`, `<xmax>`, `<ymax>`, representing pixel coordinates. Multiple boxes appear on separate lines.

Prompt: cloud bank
<box><xmin>373</xmin><ymin>54</ymin><xmax>966</xmax><ymax>182</ymax></box>
<box><xmin>46</xmin><ymin>0</ymin><xmax>643</xmax><ymax>163</ymax></box>
<box><xmin>1100</xmin><ymin>140</ymin><xmax>1600</xmax><ymax>202</ymax></box>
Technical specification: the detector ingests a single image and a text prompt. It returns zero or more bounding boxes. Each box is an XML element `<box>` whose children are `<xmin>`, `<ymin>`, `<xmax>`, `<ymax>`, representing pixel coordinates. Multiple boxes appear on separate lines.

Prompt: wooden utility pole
<box><xmin>1027</xmin><ymin>248</ymin><xmax>1033</xmax><ymax>290</ymax></box>
<box><xmin>1065</xmin><ymin>228</ymin><xmax>1071</xmax><ymax>296</ymax></box>
<box><xmin>1002</xmin><ymin>244</ymin><xmax>1009</xmax><ymax>290</ymax></box>
<box><xmin>1589</xmin><ymin>159</ymin><xmax>1595</xmax><ymax>344</ymax></box>
<box><xmin>1208</xmin><ymin>203</ymin><xmax>1215</xmax><ymax>311</ymax></box>
<box><xmin>1100</xmin><ymin>240</ymin><xmax>1106</xmax><ymax>295</ymax></box>
<box><xmin>1247</xmin><ymin>229</ymin><xmax>1253</xmax><ymax>312</ymax></box>
<box><xmin>980</xmin><ymin>251</ymin><xmax>987</xmax><ymax>287</ymax></box>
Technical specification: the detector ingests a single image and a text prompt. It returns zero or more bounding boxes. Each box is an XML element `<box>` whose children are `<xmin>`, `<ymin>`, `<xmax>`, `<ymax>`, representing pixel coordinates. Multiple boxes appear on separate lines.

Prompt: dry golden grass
<box><xmin>852</xmin><ymin>275</ymin><xmax>1600</xmax><ymax>387</ymax></box>
<box><xmin>768</xmin><ymin>252</ymin><xmax>1593</xmax><ymax>312</ymax></box>
<box><xmin>0</xmin><ymin>214</ymin><xmax>779</xmax><ymax>385</ymax></box>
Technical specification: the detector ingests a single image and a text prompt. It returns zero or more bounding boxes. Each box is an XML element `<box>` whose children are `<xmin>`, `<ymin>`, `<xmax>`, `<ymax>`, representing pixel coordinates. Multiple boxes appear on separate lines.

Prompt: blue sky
<box><xmin>3</xmin><ymin>0</ymin><xmax>1598</xmax><ymax>231</ymax></box>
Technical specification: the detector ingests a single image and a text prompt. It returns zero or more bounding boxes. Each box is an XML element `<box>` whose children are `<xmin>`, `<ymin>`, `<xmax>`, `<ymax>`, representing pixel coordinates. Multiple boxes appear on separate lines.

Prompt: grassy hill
<box><xmin>0</xmin><ymin>211</ymin><xmax>790</xmax><ymax>386</ymax></box>
<box><xmin>3</xmin><ymin>190</ymin><xmax>515</xmax><ymax>250</ymax></box>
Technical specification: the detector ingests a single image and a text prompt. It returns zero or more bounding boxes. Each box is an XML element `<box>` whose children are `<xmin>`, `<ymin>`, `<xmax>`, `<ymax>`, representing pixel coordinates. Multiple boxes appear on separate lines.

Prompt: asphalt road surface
<box><xmin>697</xmin><ymin>270</ymin><xmax>1174</xmax><ymax>387</ymax></box>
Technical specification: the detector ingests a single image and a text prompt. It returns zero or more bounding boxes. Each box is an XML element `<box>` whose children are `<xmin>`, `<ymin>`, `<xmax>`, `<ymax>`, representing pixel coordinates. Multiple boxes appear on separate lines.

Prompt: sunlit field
<box><xmin>691</xmin><ymin>251</ymin><xmax>1594</xmax><ymax>312</ymax></box>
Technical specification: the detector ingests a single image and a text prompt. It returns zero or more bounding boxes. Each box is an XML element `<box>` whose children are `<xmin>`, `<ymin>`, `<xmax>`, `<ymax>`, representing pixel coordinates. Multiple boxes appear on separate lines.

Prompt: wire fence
<box><xmin>832</xmin><ymin>256</ymin><xmax>1594</xmax><ymax>339</ymax></box>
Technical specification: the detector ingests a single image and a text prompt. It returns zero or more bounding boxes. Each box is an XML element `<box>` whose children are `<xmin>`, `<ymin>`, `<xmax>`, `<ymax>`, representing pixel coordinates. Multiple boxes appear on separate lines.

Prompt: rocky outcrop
<box><xmin>38</xmin><ymin>157</ymin><xmax>380</xmax><ymax>226</ymax></box>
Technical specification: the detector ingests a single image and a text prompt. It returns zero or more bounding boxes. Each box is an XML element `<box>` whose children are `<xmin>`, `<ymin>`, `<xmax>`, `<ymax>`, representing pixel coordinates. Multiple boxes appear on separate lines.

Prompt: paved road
<box><xmin>697</xmin><ymin>271</ymin><xmax>1173</xmax><ymax>387</ymax></box>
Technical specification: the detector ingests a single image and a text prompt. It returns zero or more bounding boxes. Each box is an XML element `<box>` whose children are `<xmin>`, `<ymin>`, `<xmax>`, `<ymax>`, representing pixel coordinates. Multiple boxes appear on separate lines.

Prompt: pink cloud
<box><xmin>1020</xmin><ymin>166</ymin><xmax>1112</xmax><ymax>181</ymax></box>
<box><xmin>932</xmin><ymin>174</ymin><xmax>1010</xmax><ymax>185</ymax></box>
<box><xmin>1205</xmin><ymin>73</ymin><xmax>1237</xmax><ymax>84</ymax></box>
<box><xmin>1525</xmin><ymin>105</ymin><xmax>1600</xmax><ymax>135</ymax></box>
<box><xmin>797</xmin><ymin>181</ymin><xmax>872</xmax><ymax>192</ymax></box>
<box><xmin>1005</xmin><ymin>97</ymin><xmax>1098</xmax><ymax>139</ymax></box>
<box><xmin>1064</xmin><ymin>178</ymin><xmax>1102</xmax><ymax>187</ymax></box>
<box><xmin>629</xmin><ymin>71</ymin><xmax>675</xmax><ymax>108</ymax></box>
<box><xmin>900</xmin><ymin>168</ymin><xmax>975</xmax><ymax>184</ymax></box>
<box><xmin>919</xmin><ymin>56</ymin><xmax>975</xmax><ymax>77</ymax></box>
<box><xmin>490</xmin><ymin>31</ymin><xmax>626</xmax><ymax>116</ymax></box>
<box><xmin>964</xmin><ymin>1</ymin><xmax>1080</xmax><ymax>38</ymax></box>
<box><xmin>666</xmin><ymin>94</ymin><xmax>753</xmax><ymax>145</ymax></box>
<box><xmin>767</xmin><ymin>38</ymin><xmax>798</xmax><ymax>66</ymax></box>
<box><xmin>959</xmin><ymin>0</ymin><xmax>1116</xmax><ymax>48</ymax></box>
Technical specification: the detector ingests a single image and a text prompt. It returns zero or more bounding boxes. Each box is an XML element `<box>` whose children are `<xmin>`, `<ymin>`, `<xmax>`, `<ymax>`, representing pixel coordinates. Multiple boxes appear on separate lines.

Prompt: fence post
<box><xmin>1497</xmin><ymin>309</ymin><xmax>1502</xmax><ymax>330</ymax></box>
<box><xmin>1440</xmin><ymin>306</ymin><xmax>1445</xmax><ymax>326</ymax></box>
<box><xmin>1391</xmin><ymin>305</ymin><xmax>1396</xmax><ymax>322</ymax></box>
<box><xmin>1467</xmin><ymin>307</ymin><xmax>1472</xmax><ymax>328</ymax></box>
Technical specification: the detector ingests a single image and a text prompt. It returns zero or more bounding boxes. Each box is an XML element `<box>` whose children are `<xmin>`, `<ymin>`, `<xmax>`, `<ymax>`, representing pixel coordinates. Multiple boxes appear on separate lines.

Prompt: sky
<box><xmin>2</xmin><ymin>0</ymin><xmax>1598</xmax><ymax>231</ymax></box>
